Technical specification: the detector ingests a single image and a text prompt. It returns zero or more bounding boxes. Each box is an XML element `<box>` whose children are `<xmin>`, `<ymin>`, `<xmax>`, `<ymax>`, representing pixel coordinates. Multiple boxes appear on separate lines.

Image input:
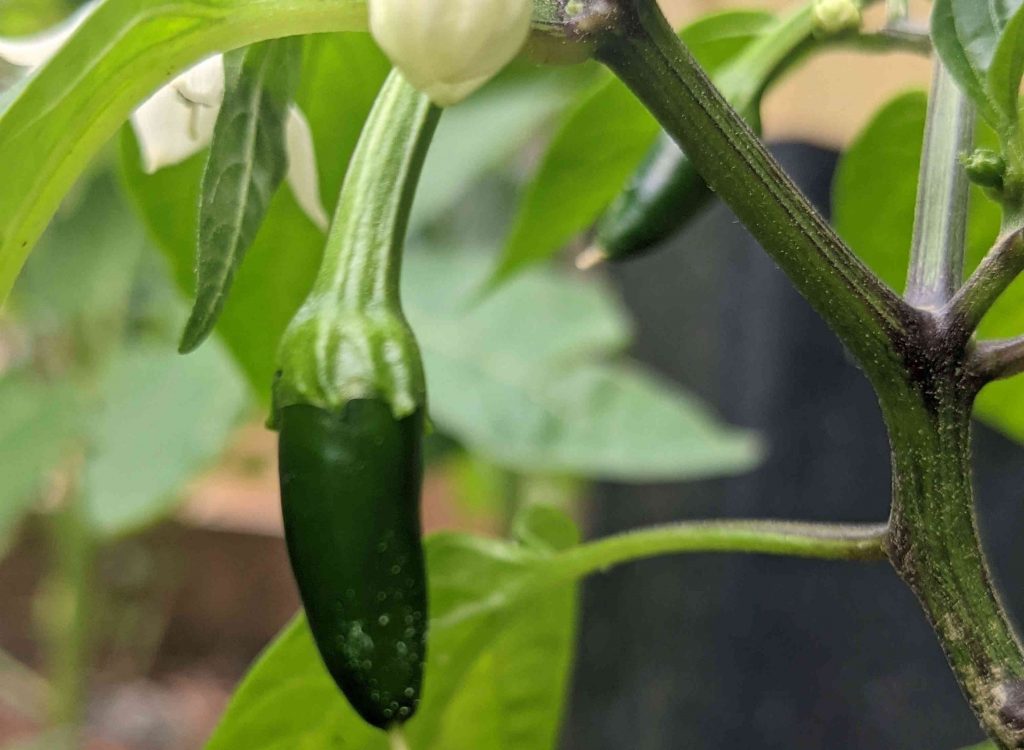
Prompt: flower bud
<box><xmin>812</xmin><ymin>0</ymin><xmax>862</xmax><ymax>36</ymax></box>
<box><xmin>962</xmin><ymin>149</ymin><xmax>1007</xmax><ymax>192</ymax></box>
<box><xmin>369</xmin><ymin>0</ymin><xmax>533</xmax><ymax>106</ymax></box>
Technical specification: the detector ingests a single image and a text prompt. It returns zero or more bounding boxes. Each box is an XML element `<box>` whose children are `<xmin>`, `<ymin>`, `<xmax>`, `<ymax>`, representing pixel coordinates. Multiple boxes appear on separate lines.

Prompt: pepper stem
<box><xmin>389</xmin><ymin>728</ymin><xmax>412</xmax><ymax>750</ymax></box>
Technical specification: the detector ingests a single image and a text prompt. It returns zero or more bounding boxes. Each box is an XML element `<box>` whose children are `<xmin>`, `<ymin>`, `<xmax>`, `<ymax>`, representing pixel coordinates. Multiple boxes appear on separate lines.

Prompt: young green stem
<box><xmin>973</xmin><ymin>336</ymin><xmax>1024</xmax><ymax>382</ymax></box>
<box><xmin>435</xmin><ymin>520</ymin><xmax>889</xmax><ymax>629</ymax></box>
<box><xmin>389</xmin><ymin>727</ymin><xmax>412</xmax><ymax>750</ymax></box>
<box><xmin>906</xmin><ymin>62</ymin><xmax>974</xmax><ymax>309</ymax></box>
<box><xmin>582</xmin><ymin>0</ymin><xmax>917</xmax><ymax>393</ymax></box>
<box><xmin>310</xmin><ymin>82</ymin><xmax>441</xmax><ymax>311</ymax></box>
<box><xmin>947</xmin><ymin>230</ymin><xmax>1024</xmax><ymax>336</ymax></box>
<box><xmin>556</xmin><ymin>519</ymin><xmax>888</xmax><ymax>571</ymax></box>
<box><xmin>274</xmin><ymin>71</ymin><xmax>439</xmax><ymax>419</ymax></box>
<box><xmin>44</xmin><ymin>496</ymin><xmax>97</xmax><ymax>747</ymax></box>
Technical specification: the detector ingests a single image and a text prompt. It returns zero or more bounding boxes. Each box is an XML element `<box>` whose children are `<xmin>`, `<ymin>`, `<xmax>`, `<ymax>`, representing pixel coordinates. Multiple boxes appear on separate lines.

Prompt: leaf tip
<box><xmin>177</xmin><ymin>315</ymin><xmax>209</xmax><ymax>355</ymax></box>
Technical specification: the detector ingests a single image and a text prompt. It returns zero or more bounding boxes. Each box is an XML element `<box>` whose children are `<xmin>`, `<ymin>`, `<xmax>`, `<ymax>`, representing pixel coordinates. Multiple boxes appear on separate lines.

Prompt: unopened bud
<box><xmin>369</xmin><ymin>0</ymin><xmax>533</xmax><ymax>106</ymax></box>
<box><xmin>812</xmin><ymin>0</ymin><xmax>862</xmax><ymax>36</ymax></box>
<box><xmin>962</xmin><ymin>149</ymin><xmax>1007</xmax><ymax>191</ymax></box>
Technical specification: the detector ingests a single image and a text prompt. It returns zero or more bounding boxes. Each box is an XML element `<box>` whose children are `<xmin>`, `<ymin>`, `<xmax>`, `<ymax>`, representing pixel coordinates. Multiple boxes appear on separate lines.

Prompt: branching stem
<box><xmin>973</xmin><ymin>336</ymin><xmax>1024</xmax><ymax>382</ymax></box>
<box><xmin>947</xmin><ymin>230</ymin><xmax>1024</xmax><ymax>337</ymax></box>
<box><xmin>561</xmin><ymin>0</ymin><xmax>1024</xmax><ymax>745</ymax></box>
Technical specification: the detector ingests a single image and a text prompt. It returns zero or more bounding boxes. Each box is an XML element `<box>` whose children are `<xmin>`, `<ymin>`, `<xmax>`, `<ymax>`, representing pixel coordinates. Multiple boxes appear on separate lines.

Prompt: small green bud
<box><xmin>962</xmin><ymin>149</ymin><xmax>1007</xmax><ymax>191</ymax></box>
<box><xmin>812</xmin><ymin>0</ymin><xmax>863</xmax><ymax>36</ymax></box>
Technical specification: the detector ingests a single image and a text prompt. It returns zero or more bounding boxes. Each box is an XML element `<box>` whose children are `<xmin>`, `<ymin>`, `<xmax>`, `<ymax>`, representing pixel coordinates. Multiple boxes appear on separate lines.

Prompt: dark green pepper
<box><xmin>274</xmin><ymin>69</ymin><xmax>440</xmax><ymax>730</ymax></box>
<box><xmin>588</xmin><ymin>5</ymin><xmax>838</xmax><ymax>265</ymax></box>
<box><xmin>279</xmin><ymin>401</ymin><xmax>426</xmax><ymax>727</ymax></box>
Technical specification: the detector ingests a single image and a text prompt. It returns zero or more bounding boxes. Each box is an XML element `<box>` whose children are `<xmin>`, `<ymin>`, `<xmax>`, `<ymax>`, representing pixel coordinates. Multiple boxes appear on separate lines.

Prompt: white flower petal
<box><xmin>285</xmin><ymin>106</ymin><xmax>330</xmax><ymax>232</ymax></box>
<box><xmin>369</xmin><ymin>0</ymin><xmax>532</xmax><ymax>106</ymax></box>
<box><xmin>175</xmin><ymin>55</ymin><xmax>225</xmax><ymax>108</ymax></box>
<box><xmin>130</xmin><ymin>55</ymin><xmax>225</xmax><ymax>174</ymax></box>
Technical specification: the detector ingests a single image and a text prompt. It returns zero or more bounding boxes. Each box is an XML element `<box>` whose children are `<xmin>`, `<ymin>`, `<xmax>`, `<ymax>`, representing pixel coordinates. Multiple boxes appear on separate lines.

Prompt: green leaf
<box><xmin>411</xmin><ymin>71</ymin><xmax>574</xmax><ymax>228</ymax></box>
<box><xmin>488</xmin><ymin>10</ymin><xmax>776</xmax><ymax>285</ymax></box>
<box><xmin>209</xmin><ymin>510</ymin><xmax>579</xmax><ymax>750</ymax></box>
<box><xmin>988</xmin><ymin>4</ymin><xmax>1024</xmax><ymax>127</ymax></box>
<box><xmin>180</xmin><ymin>38</ymin><xmax>303</xmax><ymax>353</ymax></box>
<box><xmin>0</xmin><ymin>374</ymin><xmax>81</xmax><ymax>557</ymax></box>
<box><xmin>0</xmin><ymin>0</ymin><xmax>366</xmax><ymax>307</ymax></box>
<box><xmin>404</xmin><ymin>248</ymin><xmax>761</xmax><ymax>480</ymax></box>
<box><xmin>431</xmin><ymin>584</ymin><xmax>574</xmax><ymax>750</ymax></box>
<box><xmin>833</xmin><ymin>91</ymin><xmax>928</xmax><ymax>292</ymax></box>
<box><xmin>296</xmin><ymin>33</ymin><xmax>391</xmax><ymax>211</ymax></box>
<box><xmin>121</xmin><ymin>129</ymin><xmax>324</xmax><ymax>403</ymax></box>
<box><xmin>513</xmin><ymin>503</ymin><xmax>580</xmax><ymax>553</ymax></box>
<box><xmin>83</xmin><ymin>341</ymin><xmax>247</xmax><ymax>537</ymax></box>
<box><xmin>931</xmin><ymin>0</ymin><xmax>1022</xmax><ymax>126</ymax></box>
<box><xmin>122</xmin><ymin>32</ymin><xmax>390</xmax><ymax>401</ymax></box>
<box><xmin>13</xmin><ymin>170</ymin><xmax>146</xmax><ymax>349</ymax></box>
<box><xmin>0</xmin><ymin>0</ymin><xmax>70</xmax><ymax>34</ymax></box>
<box><xmin>487</xmin><ymin>80</ymin><xmax>660</xmax><ymax>285</ymax></box>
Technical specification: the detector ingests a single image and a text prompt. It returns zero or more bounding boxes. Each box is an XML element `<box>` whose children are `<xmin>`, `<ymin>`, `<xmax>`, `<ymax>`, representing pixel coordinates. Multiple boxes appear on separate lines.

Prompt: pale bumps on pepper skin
<box><xmin>368</xmin><ymin>0</ymin><xmax>533</xmax><ymax>106</ymax></box>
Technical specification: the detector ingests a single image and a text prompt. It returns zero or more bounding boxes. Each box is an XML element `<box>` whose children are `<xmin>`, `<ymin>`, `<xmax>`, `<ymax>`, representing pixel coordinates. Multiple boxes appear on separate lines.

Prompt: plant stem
<box><xmin>556</xmin><ymin>519</ymin><xmax>888</xmax><ymax>571</ymax></box>
<box><xmin>434</xmin><ymin>519</ymin><xmax>889</xmax><ymax>630</ymax></box>
<box><xmin>44</xmin><ymin>496</ymin><xmax>97</xmax><ymax>748</ymax></box>
<box><xmin>389</xmin><ymin>728</ymin><xmax>411</xmax><ymax>750</ymax></box>
<box><xmin>948</xmin><ymin>230</ymin><xmax>1024</xmax><ymax>336</ymax></box>
<box><xmin>883</xmin><ymin>381</ymin><xmax>1024</xmax><ymax>749</ymax></box>
<box><xmin>847</xmin><ymin>27</ymin><xmax>932</xmax><ymax>56</ymax></box>
<box><xmin>973</xmin><ymin>336</ymin><xmax>1024</xmax><ymax>382</ymax></box>
<box><xmin>581</xmin><ymin>0</ymin><xmax>917</xmax><ymax>393</ymax></box>
<box><xmin>906</xmin><ymin>62</ymin><xmax>974</xmax><ymax>309</ymax></box>
<box><xmin>568</xmin><ymin>0</ymin><xmax>1024</xmax><ymax>745</ymax></box>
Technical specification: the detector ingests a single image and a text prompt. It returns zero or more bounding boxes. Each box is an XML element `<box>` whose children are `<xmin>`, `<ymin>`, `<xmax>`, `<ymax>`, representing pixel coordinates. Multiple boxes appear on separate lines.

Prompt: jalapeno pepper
<box><xmin>274</xmin><ymin>69</ymin><xmax>440</xmax><ymax>730</ymax></box>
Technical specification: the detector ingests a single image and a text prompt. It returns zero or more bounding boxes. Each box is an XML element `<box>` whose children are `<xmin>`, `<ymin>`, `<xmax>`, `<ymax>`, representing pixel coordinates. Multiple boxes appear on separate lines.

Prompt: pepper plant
<box><xmin>5</xmin><ymin>0</ymin><xmax>1024</xmax><ymax>747</ymax></box>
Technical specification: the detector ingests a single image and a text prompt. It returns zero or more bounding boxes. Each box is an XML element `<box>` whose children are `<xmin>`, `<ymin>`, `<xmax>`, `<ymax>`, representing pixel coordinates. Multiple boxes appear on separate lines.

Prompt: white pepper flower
<box><xmin>369</xmin><ymin>0</ymin><xmax>533</xmax><ymax>106</ymax></box>
<box><xmin>0</xmin><ymin>16</ymin><xmax>328</xmax><ymax>231</ymax></box>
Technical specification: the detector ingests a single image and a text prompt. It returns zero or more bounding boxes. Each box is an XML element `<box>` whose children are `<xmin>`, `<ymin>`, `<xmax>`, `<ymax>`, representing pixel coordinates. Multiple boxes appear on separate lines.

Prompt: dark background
<box><xmin>563</xmin><ymin>144</ymin><xmax>1024</xmax><ymax>750</ymax></box>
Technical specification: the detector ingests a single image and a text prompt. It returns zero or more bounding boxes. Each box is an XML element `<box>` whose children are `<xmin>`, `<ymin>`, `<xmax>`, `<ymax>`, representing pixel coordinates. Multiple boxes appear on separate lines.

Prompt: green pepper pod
<box><xmin>279</xmin><ymin>401</ymin><xmax>426</xmax><ymax>727</ymax></box>
<box><xmin>275</xmin><ymin>70</ymin><xmax>440</xmax><ymax>730</ymax></box>
<box><xmin>590</xmin><ymin>6</ymin><xmax>831</xmax><ymax>263</ymax></box>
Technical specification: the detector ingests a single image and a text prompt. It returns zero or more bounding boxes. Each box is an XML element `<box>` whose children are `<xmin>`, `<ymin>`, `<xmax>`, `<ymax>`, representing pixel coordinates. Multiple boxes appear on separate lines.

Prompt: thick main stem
<box><xmin>884</xmin><ymin>376</ymin><xmax>1024</xmax><ymax>748</ymax></box>
<box><xmin>576</xmin><ymin>0</ymin><xmax>1024</xmax><ymax>744</ymax></box>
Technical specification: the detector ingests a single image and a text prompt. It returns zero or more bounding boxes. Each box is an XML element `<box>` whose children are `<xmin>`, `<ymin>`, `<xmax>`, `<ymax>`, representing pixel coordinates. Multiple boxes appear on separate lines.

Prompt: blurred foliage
<box><xmin>1</xmin><ymin>166</ymin><xmax>249</xmax><ymax>553</ymax></box>
<box><xmin>404</xmin><ymin>247</ymin><xmax>761</xmax><ymax>480</ymax></box>
<box><xmin>0</xmin><ymin>374</ymin><xmax>80</xmax><ymax>557</ymax></box>
<box><xmin>0</xmin><ymin>0</ymin><xmax>76</xmax><ymax>36</ymax></box>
